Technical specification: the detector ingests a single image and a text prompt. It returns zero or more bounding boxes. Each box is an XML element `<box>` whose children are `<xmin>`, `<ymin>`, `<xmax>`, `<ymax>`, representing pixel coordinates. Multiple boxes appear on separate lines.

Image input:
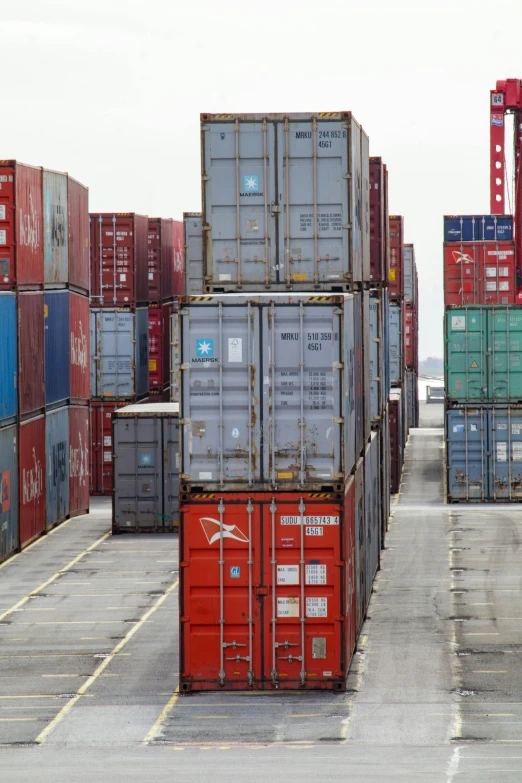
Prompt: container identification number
<box><xmin>281</xmin><ymin>516</ymin><xmax>339</xmax><ymax>525</ymax></box>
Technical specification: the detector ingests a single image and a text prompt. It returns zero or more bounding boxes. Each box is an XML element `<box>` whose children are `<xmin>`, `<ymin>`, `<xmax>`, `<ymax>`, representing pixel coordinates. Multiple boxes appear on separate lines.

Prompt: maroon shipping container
<box><xmin>0</xmin><ymin>161</ymin><xmax>43</xmax><ymax>289</ymax></box>
<box><xmin>403</xmin><ymin>305</ymin><xmax>416</xmax><ymax>369</ymax></box>
<box><xmin>171</xmin><ymin>220</ymin><xmax>185</xmax><ymax>297</ymax></box>
<box><xmin>90</xmin><ymin>213</ymin><xmax>148</xmax><ymax>306</ymax></box>
<box><xmin>68</xmin><ymin>177</ymin><xmax>89</xmax><ymax>293</ymax></box>
<box><xmin>443</xmin><ymin>241</ymin><xmax>516</xmax><ymax>306</ymax></box>
<box><xmin>19</xmin><ymin>415</ymin><xmax>46</xmax><ymax>547</ymax></box>
<box><xmin>148</xmin><ymin>218</ymin><xmax>173</xmax><ymax>302</ymax></box>
<box><xmin>18</xmin><ymin>291</ymin><xmax>45</xmax><ymax>417</ymax></box>
<box><xmin>369</xmin><ymin>157</ymin><xmax>387</xmax><ymax>284</ymax></box>
<box><xmin>388</xmin><ymin>216</ymin><xmax>404</xmax><ymax>300</ymax></box>
<box><xmin>90</xmin><ymin>401</ymin><xmax>129</xmax><ymax>495</ymax></box>
<box><xmin>69</xmin><ymin>405</ymin><xmax>89</xmax><ymax>517</ymax></box>
<box><xmin>70</xmin><ymin>291</ymin><xmax>89</xmax><ymax>403</ymax></box>
<box><xmin>148</xmin><ymin>305</ymin><xmax>164</xmax><ymax>392</ymax></box>
<box><xmin>389</xmin><ymin>391</ymin><xmax>402</xmax><ymax>494</ymax></box>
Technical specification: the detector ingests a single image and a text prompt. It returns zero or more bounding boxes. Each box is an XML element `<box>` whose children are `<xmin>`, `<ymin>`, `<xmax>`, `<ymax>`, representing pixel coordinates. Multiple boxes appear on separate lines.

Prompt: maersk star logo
<box><xmin>139</xmin><ymin>453</ymin><xmax>153</xmax><ymax>466</ymax></box>
<box><xmin>243</xmin><ymin>174</ymin><xmax>259</xmax><ymax>192</ymax></box>
<box><xmin>196</xmin><ymin>338</ymin><xmax>214</xmax><ymax>357</ymax></box>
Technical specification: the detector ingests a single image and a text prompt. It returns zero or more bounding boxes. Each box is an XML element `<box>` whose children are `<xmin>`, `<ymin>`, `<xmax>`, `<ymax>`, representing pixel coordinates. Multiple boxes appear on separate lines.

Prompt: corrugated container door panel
<box><xmin>344</xmin><ymin>477</ymin><xmax>357</xmax><ymax>664</ymax></box>
<box><xmin>443</xmin><ymin>242</ymin><xmax>515</xmax><ymax>306</ymax></box>
<box><xmin>365</xmin><ymin>433</ymin><xmax>380</xmax><ymax>603</ymax></box>
<box><xmin>353</xmin><ymin>293</ymin><xmax>364</xmax><ymax>460</ymax></box>
<box><xmin>45</xmin><ymin>406</ymin><xmax>69</xmax><ymax>529</ymax></box>
<box><xmin>0</xmin><ymin>162</ymin><xmax>44</xmax><ymax>288</ymax></box>
<box><xmin>0</xmin><ymin>292</ymin><xmax>17</xmax><ymax>425</ymax></box>
<box><xmin>389</xmin><ymin>393</ymin><xmax>402</xmax><ymax>494</ymax></box>
<box><xmin>171</xmin><ymin>220</ymin><xmax>185</xmax><ymax>297</ymax></box>
<box><xmin>43</xmin><ymin>170</ymin><xmax>68</xmax><ymax>284</ymax></box>
<box><xmin>343</xmin><ymin>295</ymin><xmax>356</xmax><ymax>473</ymax></box>
<box><xmin>18</xmin><ymin>292</ymin><xmax>45</xmax><ymax>417</ymax></box>
<box><xmin>90</xmin><ymin>308</ymin><xmax>148</xmax><ymax>400</ymax></box>
<box><xmin>354</xmin><ymin>457</ymin><xmax>366</xmax><ymax>635</ymax></box>
<box><xmin>90</xmin><ymin>402</ymin><xmax>126</xmax><ymax>495</ymax></box>
<box><xmin>489</xmin><ymin>407</ymin><xmax>522</xmax><ymax>500</ymax></box>
<box><xmin>68</xmin><ymin>177</ymin><xmax>89</xmax><ymax>293</ymax></box>
<box><xmin>184</xmin><ymin>213</ymin><xmax>203</xmax><ymax>295</ymax></box>
<box><xmin>19</xmin><ymin>415</ymin><xmax>46</xmax><ymax>547</ymax></box>
<box><xmin>44</xmin><ymin>290</ymin><xmax>70</xmax><ymax>407</ymax></box>
<box><xmin>148</xmin><ymin>308</ymin><xmax>163</xmax><ymax>392</ymax></box>
<box><xmin>369</xmin><ymin>158</ymin><xmax>385</xmax><ymax>283</ymax></box>
<box><xmin>445</xmin><ymin>308</ymin><xmax>487</xmax><ymax>402</ymax></box>
<box><xmin>0</xmin><ymin>424</ymin><xmax>19</xmax><ymax>563</ymax></box>
<box><xmin>446</xmin><ymin>408</ymin><xmax>487</xmax><ymax>501</ymax></box>
<box><xmin>360</xmin><ymin>128</ymin><xmax>371</xmax><ymax>283</ymax></box>
<box><xmin>489</xmin><ymin>308</ymin><xmax>522</xmax><ymax>402</ymax></box>
<box><xmin>388</xmin><ymin>303</ymin><xmax>403</xmax><ymax>385</ymax></box>
<box><xmin>388</xmin><ymin>216</ymin><xmax>404</xmax><ymax>299</ymax></box>
<box><xmin>147</xmin><ymin>219</ymin><xmax>163</xmax><ymax>302</ymax></box>
<box><xmin>69</xmin><ymin>292</ymin><xmax>89</xmax><ymax>403</ymax></box>
<box><xmin>362</xmin><ymin>291</ymin><xmax>372</xmax><ymax>439</ymax></box>
<box><xmin>444</xmin><ymin>215</ymin><xmax>513</xmax><ymax>243</ymax></box>
<box><xmin>69</xmin><ymin>406</ymin><xmax>89</xmax><ymax>515</ymax></box>
<box><xmin>369</xmin><ymin>295</ymin><xmax>381</xmax><ymax>423</ymax></box>
<box><xmin>403</xmin><ymin>245</ymin><xmax>414</xmax><ymax>303</ymax></box>
<box><xmin>163</xmin><ymin>417</ymin><xmax>180</xmax><ymax>526</ymax></box>
<box><xmin>380</xmin><ymin>404</ymin><xmax>391</xmax><ymax>535</ymax></box>
<box><xmin>90</xmin><ymin>214</ymin><xmax>148</xmax><ymax>306</ymax></box>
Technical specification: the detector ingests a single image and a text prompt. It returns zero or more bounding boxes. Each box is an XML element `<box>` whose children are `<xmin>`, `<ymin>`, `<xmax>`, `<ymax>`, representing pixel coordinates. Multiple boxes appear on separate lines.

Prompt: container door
<box><xmin>184</xmin><ymin>213</ymin><xmax>203</xmax><ymax>295</ymax></box>
<box><xmin>113</xmin><ymin>417</ymin><xmax>163</xmax><ymax>530</ymax></box>
<box><xmin>181</xmin><ymin>302</ymin><xmax>261</xmax><ymax>489</ymax></box>
<box><xmin>489</xmin><ymin>308</ymin><xmax>522</xmax><ymax>402</ymax></box>
<box><xmin>163</xmin><ymin>417</ymin><xmax>179</xmax><ymax>529</ymax></box>
<box><xmin>0</xmin><ymin>293</ymin><xmax>17</xmax><ymax>426</ymax></box>
<box><xmin>354</xmin><ymin>458</ymin><xmax>366</xmax><ymax>634</ymax></box>
<box><xmin>482</xmin><ymin>243</ymin><xmax>516</xmax><ymax>305</ymax></box>
<box><xmin>148</xmin><ymin>309</ymin><xmax>163</xmax><ymax>392</ymax></box>
<box><xmin>262</xmin><ymin>302</ymin><xmax>342</xmax><ymax>490</ymax></box>
<box><xmin>44</xmin><ymin>290</ymin><xmax>71</xmax><ymax>407</ymax></box>
<box><xmin>264</xmin><ymin>497</ymin><xmax>344</xmax><ymax>689</ymax></box>
<box><xmin>45</xmin><ymin>406</ymin><xmax>69</xmax><ymax>529</ymax></box>
<box><xmin>344</xmin><ymin>477</ymin><xmax>357</xmax><ymax>665</ymax></box>
<box><xmin>69</xmin><ymin>406</ymin><xmax>89</xmax><ymax>515</ymax></box>
<box><xmin>202</xmin><ymin>120</ymin><xmax>278</xmax><ymax>287</ymax></box>
<box><xmin>489</xmin><ymin>408</ymin><xmax>522</xmax><ymax>500</ymax></box>
<box><xmin>90</xmin><ymin>309</ymin><xmax>97</xmax><ymax>398</ymax></box>
<box><xmin>362</xmin><ymin>291</ymin><xmax>372</xmax><ymax>440</ymax></box>
<box><xmin>446</xmin><ymin>408</ymin><xmax>487</xmax><ymax>501</ymax></box>
<box><xmin>19</xmin><ymin>416</ymin><xmax>46</xmax><ymax>547</ymax></box>
<box><xmin>180</xmin><ymin>498</ymin><xmax>262</xmax><ymax>690</ymax></box>
<box><xmin>343</xmin><ymin>295</ymin><xmax>356</xmax><ymax>474</ymax></box>
<box><xmin>446</xmin><ymin>308</ymin><xmax>487</xmax><ymax>402</ymax></box>
<box><xmin>135</xmin><ymin>308</ymin><xmax>149</xmax><ymax>398</ymax></box>
<box><xmin>388</xmin><ymin>303</ymin><xmax>403</xmax><ymax>385</ymax></box>
<box><xmin>443</xmin><ymin>244</ymin><xmax>480</xmax><ymax>307</ymax></box>
<box><xmin>0</xmin><ymin>425</ymin><xmax>19</xmax><ymax>563</ymax></box>
<box><xmin>96</xmin><ymin>311</ymin><xmax>137</xmax><ymax>399</ymax></box>
<box><xmin>43</xmin><ymin>169</ymin><xmax>68</xmax><ymax>285</ymax></box>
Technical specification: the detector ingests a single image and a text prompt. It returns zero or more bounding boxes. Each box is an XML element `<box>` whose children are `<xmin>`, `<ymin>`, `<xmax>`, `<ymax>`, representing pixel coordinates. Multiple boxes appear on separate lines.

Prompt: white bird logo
<box><xmin>452</xmin><ymin>250</ymin><xmax>474</xmax><ymax>265</ymax></box>
<box><xmin>200</xmin><ymin>517</ymin><xmax>249</xmax><ymax>546</ymax></box>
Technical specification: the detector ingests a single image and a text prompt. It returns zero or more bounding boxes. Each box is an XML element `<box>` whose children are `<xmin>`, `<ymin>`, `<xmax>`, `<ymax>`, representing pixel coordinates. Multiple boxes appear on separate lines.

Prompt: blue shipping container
<box><xmin>0</xmin><ymin>424</ymin><xmax>19</xmax><ymax>564</ymax></box>
<box><xmin>0</xmin><ymin>292</ymin><xmax>18</xmax><ymax>426</ymax></box>
<box><xmin>46</xmin><ymin>405</ymin><xmax>70</xmax><ymax>529</ymax></box>
<box><xmin>389</xmin><ymin>303</ymin><xmax>403</xmax><ymax>386</ymax></box>
<box><xmin>446</xmin><ymin>407</ymin><xmax>488</xmax><ymax>501</ymax></box>
<box><xmin>444</xmin><ymin>215</ymin><xmax>513</xmax><ymax>243</ymax></box>
<box><xmin>382</xmin><ymin>289</ymin><xmax>390</xmax><ymax>400</ymax></box>
<box><xmin>45</xmin><ymin>290</ymin><xmax>70</xmax><ymax>407</ymax></box>
<box><xmin>489</xmin><ymin>407</ymin><xmax>522</xmax><ymax>501</ymax></box>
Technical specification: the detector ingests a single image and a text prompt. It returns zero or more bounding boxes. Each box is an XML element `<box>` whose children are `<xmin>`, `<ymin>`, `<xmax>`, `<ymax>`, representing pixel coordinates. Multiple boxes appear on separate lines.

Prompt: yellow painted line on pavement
<box><xmin>195</xmin><ymin>716</ymin><xmax>228</xmax><ymax>719</ymax></box>
<box><xmin>0</xmin><ymin>518</ymin><xmax>75</xmax><ymax>572</ymax></box>
<box><xmin>472</xmin><ymin>670</ymin><xmax>507</xmax><ymax>674</ymax></box>
<box><xmin>0</xmin><ymin>718</ymin><xmax>38</xmax><ymax>722</ymax></box>
<box><xmin>143</xmin><ymin>687</ymin><xmax>180</xmax><ymax>743</ymax></box>
<box><xmin>463</xmin><ymin>633</ymin><xmax>500</xmax><ymax>636</ymax></box>
<box><xmin>0</xmin><ymin>695</ymin><xmax>59</xmax><ymax>700</ymax></box>
<box><xmin>291</xmin><ymin>713</ymin><xmax>323</xmax><ymax>718</ymax></box>
<box><xmin>35</xmin><ymin>578</ymin><xmax>179</xmax><ymax>745</ymax></box>
<box><xmin>0</xmin><ymin>532</ymin><xmax>111</xmax><ymax>624</ymax></box>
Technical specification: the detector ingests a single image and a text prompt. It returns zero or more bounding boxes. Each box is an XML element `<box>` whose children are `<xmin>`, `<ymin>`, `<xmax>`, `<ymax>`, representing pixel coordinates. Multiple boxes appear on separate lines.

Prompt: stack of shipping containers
<box><xmin>173</xmin><ymin>113</ymin><xmax>417</xmax><ymax>692</ymax></box>
<box><xmin>0</xmin><ymin>161</ymin><xmax>90</xmax><ymax>563</ymax></box>
<box><xmin>444</xmin><ymin>215</ymin><xmax>522</xmax><ymax>501</ymax></box>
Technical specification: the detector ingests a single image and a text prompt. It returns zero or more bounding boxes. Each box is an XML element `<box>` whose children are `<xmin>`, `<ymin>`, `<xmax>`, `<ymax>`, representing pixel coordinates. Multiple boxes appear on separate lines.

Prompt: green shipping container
<box><xmin>446</xmin><ymin>306</ymin><xmax>522</xmax><ymax>403</ymax></box>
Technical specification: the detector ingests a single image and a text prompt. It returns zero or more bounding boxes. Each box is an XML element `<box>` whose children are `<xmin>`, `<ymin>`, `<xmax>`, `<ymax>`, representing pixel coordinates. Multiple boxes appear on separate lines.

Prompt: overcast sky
<box><xmin>4</xmin><ymin>0</ymin><xmax>522</xmax><ymax>358</ymax></box>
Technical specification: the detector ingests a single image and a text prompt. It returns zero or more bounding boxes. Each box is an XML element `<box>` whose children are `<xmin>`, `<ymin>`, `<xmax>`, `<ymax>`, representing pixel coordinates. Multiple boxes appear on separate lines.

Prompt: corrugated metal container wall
<box><xmin>148</xmin><ymin>307</ymin><xmax>164</xmax><ymax>393</ymax></box>
<box><xmin>171</xmin><ymin>220</ymin><xmax>185</xmax><ymax>297</ymax></box>
<box><xmin>443</xmin><ymin>242</ymin><xmax>515</xmax><ymax>307</ymax></box>
<box><xmin>382</xmin><ymin>289</ymin><xmax>390</xmax><ymax>400</ymax></box>
<box><xmin>380</xmin><ymin>404</ymin><xmax>391</xmax><ymax>537</ymax></box>
<box><xmin>44</xmin><ymin>290</ymin><xmax>70</xmax><ymax>407</ymax></box>
<box><xmin>112</xmin><ymin>405</ymin><xmax>179</xmax><ymax>532</ymax></box>
<box><xmin>70</xmin><ymin>292</ymin><xmax>89</xmax><ymax>404</ymax></box>
<box><xmin>201</xmin><ymin>113</ymin><xmax>369</xmax><ymax>291</ymax></box>
<box><xmin>67</xmin><ymin>177</ymin><xmax>89</xmax><ymax>293</ymax></box>
<box><xmin>407</xmin><ymin>371</ymin><xmax>418</xmax><ymax>429</ymax></box>
<box><xmin>90</xmin><ymin>401</ymin><xmax>128</xmax><ymax>495</ymax></box>
<box><xmin>90</xmin><ymin>214</ymin><xmax>149</xmax><ymax>306</ymax></box>
<box><xmin>43</xmin><ymin>170</ymin><xmax>68</xmax><ymax>285</ymax></box>
<box><xmin>344</xmin><ymin>475</ymin><xmax>357</xmax><ymax>667</ymax></box>
<box><xmin>69</xmin><ymin>405</ymin><xmax>89</xmax><ymax>516</ymax></box>
<box><xmin>18</xmin><ymin>292</ymin><xmax>45</xmax><ymax>417</ymax></box>
<box><xmin>446</xmin><ymin>407</ymin><xmax>487</xmax><ymax>502</ymax></box>
<box><xmin>90</xmin><ymin>308</ymin><xmax>149</xmax><ymax>400</ymax></box>
<box><xmin>404</xmin><ymin>306</ymin><xmax>416</xmax><ymax>368</ymax></box>
<box><xmin>184</xmin><ymin>212</ymin><xmax>203</xmax><ymax>295</ymax></box>
<box><xmin>368</xmin><ymin>295</ymin><xmax>381</xmax><ymax>424</ymax></box>
<box><xmin>343</xmin><ymin>295</ymin><xmax>357</xmax><ymax>474</ymax></box>
<box><xmin>179</xmin><ymin>492</ymin><xmax>351</xmax><ymax>691</ymax></box>
<box><xmin>404</xmin><ymin>244</ymin><xmax>415</xmax><ymax>303</ymax></box>
<box><xmin>45</xmin><ymin>406</ymin><xmax>69</xmax><ymax>529</ymax></box>
<box><xmin>161</xmin><ymin>301</ymin><xmax>174</xmax><ymax>398</ymax></box>
<box><xmin>444</xmin><ymin>215</ymin><xmax>513</xmax><ymax>243</ymax></box>
<box><xmin>19</xmin><ymin>415</ymin><xmax>46</xmax><ymax>547</ymax></box>
<box><xmin>0</xmin><ymin>161</ymin><xmax>43</xmax><ymax>289</ymax></box>
<box><xmin>0</xmin><ymin>424</ymin><xmax>18</xmax><ymax>564</ymax></box>
<box><xmin>0</xmin><ymin>292</ymin><xmax>18</xmax><ymax>426</ymax></box>
<box><xmin>389</xmin><ymin>303</ymin><xmax>403</xmax><ymax>385</ymax></box>
<box><xmin>364</xmin><ymin>435</ymin><xmax>380</xmax><ymax>613</ymax></box>
<box><xmin>489</xmin><ymin>406</ymin><xmax>522</xmax><ymax>501</ymax></box>
<box><xmin>354</xmin><ymin>456</ymin><xmax>366</xmax><ymax>634</ymax></box>
<box><xmin>147</xmin><ymin>219</ymin><xmax>167</xmax><ymax>302</ymax></box>
<box><xmin>388</xmin><ymin>216</ymin><xmax>404</xmax><ymax>299</ymax></box>
<box><xmin>362</xmin><ymin>291</ymin><xmax>372</xmax><ymax>440</ymax></box>
<box><xmin>369</xmin><ymin>157</ymin><xmax>385</xmax><ymax>284</ymax></box>
<box><xmin>389</xmin><ymin>392</ymin><xmax>402</xmax><ymax>494</ymax></box>
<box><xmin>353</xmin><ymin>293</ymin><xmax>365</xmax><ymax>463</ymax></box>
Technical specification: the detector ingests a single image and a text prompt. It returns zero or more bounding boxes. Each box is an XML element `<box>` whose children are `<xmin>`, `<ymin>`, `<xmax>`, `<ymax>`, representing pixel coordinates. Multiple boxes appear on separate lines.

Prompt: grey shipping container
<box><xmin>0</xmin><ymin>424</ymin><xmax>18</xmax><ymax>564</ymax></box>
<box><xmin>112</xmin><ymin>403</ymin><xmax>180</xmax><ymax>532</ymax></box>
<box><xmin>406</xmin><ymin>370</ymin><xmax>418</xmax><ymax>429</ymax></box>
<box><xmin>43</xmin><ymin>169</ymin><xmax>68</xmax><ymax>285</ymax></box>
<box><xmin>403</xmin><ymin>244</ymin><xmax>415</xmax><ymax>304</ymax></box>
<box><xmin>45</xmin><ymin>405</ymin><xmax>69</xmax><ymax>529</ymax></box>
<box><xmin>184</xmin><ymin>212</ymin><xmax>203</xmax><ymax>295</ymax></box>
<box><xmin>90</xmin><ymin>308</ymin><xmax>149</xmax><ymax>400</ymax></box>
<box><xmin>173</xmin><ymin>293</ymin><xmax>361</xmax><ymax>492</ymax></box>
<box><xmin>364</xmin><ymin>432</ymin><xmax>381</xmax><ymax>613</ymax></box>
<box><xmin>200</xmin><ymin>112</ymin><xmax>370</xmax><ymax>291</ymax></box>
<box><xmin>354</xmin><ymin>456</ymin><xmax>366</xmax><ymax>634</ymax></box>
<box><xmin>369</xmin><ymin>293</ymin><xmax>385</xmax><ymax>425</ymax></box>
<box><xmin>389</xmin><ymin>303</ymin><xmax>403</xmax><ymax>386</ymax></box>
<box><xmin>380</xmin><ymin>403</ymin><xmax>391</xmax><ymax>539</ymax></box>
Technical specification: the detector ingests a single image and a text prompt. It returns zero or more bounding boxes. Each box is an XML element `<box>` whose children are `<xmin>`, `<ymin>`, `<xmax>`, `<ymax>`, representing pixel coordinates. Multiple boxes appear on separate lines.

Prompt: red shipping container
<box><xmin>403</xmin><ymin>306</ymin><xmax>416</xmax><ymax>368</ymax></box>
<box><xmin>68</xmin><ymin>177</ymin><xmax>89</xmax><ymax>293</ymax></box>
<box><xmin>148</xmin><ymin>305</ymin><xmax>164</xmax><ymax>392</ymax></box>
<box><xmin>18</xmin><ymin>291</ymin><xmax>45</xmax><ymax>417</ymax></box>
<box><xmin>0</xmin><ymin>161</ymin><xmax>43</xmax><ymax>289</ymax></box>
<box><xmin>90</xmin><ymin>401</ymin><xmax>130</xmax><ymax>495</ymax></box>
<box><xmin>443</xmin><ymin>241</ymin><xmax>515</xmax><ymax>306</ymax></box>
<box><xmin>388</xmin><ymin>215</ymin><xmax>404</xmax><ymax>299</ymax></box>
<box><xmin>369</xmin><ymin>157</ymin><xmax>387</xmax><ymax>284</ymax></box>
<box><xmin>343</xmin><ymin>476</ymin><xmax>357</xmax><ymax>667</ymax></box>
<box><xmin>171</xmin><ymin>219</ymin><xmax>185</xmax><ymax>297</ymax></box>
<box><xmin>69</xmin><ymin>405</ymin><xmax>89</xmax><ymax>517</ymax></box>
<box><xmin>179</xmin><ymin>491</ymin><xmax>354</xmax><ymax>692</ymax></box>
<box><xmin>148</xmin><ymin>218</ymin><xmax>173</xmax><ymax>302</ymax></box>
<box><xmin>19</xmin><ymin>415</ymin><xmax>46</xmax><ymax>547</ymax></box>
<box><xmin>90</xmin><ymin>213</ymin><xmax>148</xmax><ymax>306</ymax></box>
<box><xmin>70</xmin><ymin>292</ymin><xmax>89</xmax><ymax>403</ymax></box>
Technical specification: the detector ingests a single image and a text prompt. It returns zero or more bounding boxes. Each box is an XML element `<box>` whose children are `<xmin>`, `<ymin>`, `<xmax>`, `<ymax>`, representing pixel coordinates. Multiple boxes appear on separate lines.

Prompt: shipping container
<box><xmin>148</xmin><ymin>306</ymin><xmax>164</xmax><ymax>393</ymax></box>
<box><xmin>179</xmin><ymin>491</ymin><xmax>354</xmax><ymax>691</ymax></box>
<box><xmin>69</xmin><ymin>405</ymin><xmax>89</xmax><ymax>516</ymax></box>
<box><xmin>389</xmin><ymin>390</ymin><xmax>402</xmax><ymax>494</ymax></box>
<box><xmin>388</xmin><ymin>216</ymin><xmax>404</xmax><ymax>299</ymax></box>
<box><xmin>90</xmin><ymin>401</ymin><xmax>129</xmax><ymax>495</ymax></box>
<box><xmin>406</xmin><ymin>370</ymin><xmax>419</xmax><ymax>429</ymax></box>
<box><xmin>0</xmin><ymin>424</ymin><xmax>18</xmax><ymax>564</ymax></box>
<box><xmin>112</xmin><ymin>403</ymin><xmax>179</xmax><ymax>533</ymax></box>
<box><xmin>173</xmin><ymin>293</ymin><xmax>363</xmax><ymax>493</ymax></box>
<box><xmin>70</xmin><ymin>292</ymin><xmax>89</xmax><ymax>404</ymax></box>
<box><xmin>200</xmin><ymin>112</ymin><xmax>369</xmax><ymax>291</ymax></box>
<box><xmin>19</xmin><ymin>414</ymin><xmax>46</xmax><ymax>547</ymax></box>
<box><xmin>389</xmin><ymin>303</ymin><xmax>403</xmax><ymax>385</ymax></box>
<box><xmin>0</xmin><ymin>292</ymin><xmax>17</xmax><ymax>426</ymax></box>
<box><xmin>364</xmin><ymin>436</ymin><xmax>380</xmax><ymax>617</ymax></box>
<box><xmin>171</xmin><ymin>219</ymin><xmax>185</xmax><ymax>298</ymax></box>
<box><xmin>404</xmin><ymin>244</ymin><xmax>415</xmax><ymax>304</ymax></box>
<box><xmin>443</xmin><ymin>242</ymin><xmax>516</xmax><ymax>306</ymax></box>
<box><xmin>45</xmin><ymin>406</ymin><xmax>69</xmax><ymax>529</ymax></box>
<box><xmin>404</xmin><ymin>305</ymin><xmax>416</xmax><ymax>369</ymax></box>
<box><xmin>444</xmin><ymin>214</ymin><xmax>513</xmax><ymax>243</ymax></box>
<box><xmin>446</xmin><ymin>407</ymin><xmax>488</xmax><ymax>501</ymax></box>
<box><xmin>0</xmin><ymin>161</ymin><xmax>43</xmax><ymax>289</ymax></box>
<box><xmin>369</xmin><ymin>157</ymin><xmax>387</xmax><ymax>284</ymax></box>
<box><xmin>380</xmin><ymin>404</ymin><xmax>391</xmax><ymax>537</ymax></box>
<box><xmin>489</xmin><ymin>406</ymin><xmax>522</xmax><ymax>500</ymax></box>
<box><xmin>344</xmin><ymin>475</ymin><xmax>357</xmax><ymax>666</ymax></box>
<box><xmin>44</xmin><ymin>290</ymin><xmax>70</xmax><ymax>408</ymax></box>
<box><xmin>67</xmin><ymin>177</ymin><xmax>89</xmax><ymax>294</ymax></box>
<box><xmin>362</xmin><ymin>292</ymin><xmax>372</xmax><ymax>443</ymax></box>
<box><xmin>90</xmin><ymin>213</ymin><xmax>148</xmax><ymax>306</ymax></box>
<box><xmin>148</xmin><ymin>218</ymin><xmax>172</xmax><ymax>303</ymax></box>
<box><xmin>184</xmin><ymin>212</ymin><xmax>203</xmax><ymax>295</ymax></box>
<box><xmin>43</xmin><ymin>169</ymin><xmax>68</xmax><ymax>286</ymax></box>
<box><xmin>90</xmin><ymin>308</ymin><xmax>149</xmax><ymax>400</ymax></box>
<box><xmin>354</xmin><ymin>456</ymin><xmax>365</xmax><ymax>634</ymax></box>
<box><xmin>18</xmin><ymin>292</ymin><xmax>45</xmax><ymax>417</ymax></box>
<box><xmin>382</xmin><ymin>289</ymin><xmax>390</xmax><ymax>400</ymax></box>
<box><xmin>369</xmin><ymin>293</ymin><xmax>385</xmax><ymax>425</ymax></box>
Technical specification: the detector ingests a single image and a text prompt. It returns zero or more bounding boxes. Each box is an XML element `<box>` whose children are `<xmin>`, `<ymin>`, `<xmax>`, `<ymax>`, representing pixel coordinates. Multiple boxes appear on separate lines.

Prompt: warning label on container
<box><xmin>512</xmin><ymin>424</ymin><xmax>522</xmax><ymax>435</ymax></box>
<box><xmin>453</xmin><ymin>425</ymin><xmax>464</xmax><ymax>433</ymax></box>
<box><xmin>470</xmin><ymin>360</ymin><xmax>479</xmax><ymax>368</ymax></box>
<box><xmin>306</xmin><ymin>597</ymin><xmax>327</xmax><ymax>618</ymax></box>
<box><xmin>389</xmin><ymin>269</ymin><xmax>396</xmax><ymax>281</ymax></box>
<box><xmin>104</xmin><ymin>436</ymin><xmax>112</xmax><ymax>447</ymax></box>
<box><xmin>299</xmin><ymin>212</ymin><xmax>342</xmax><ymax>233</ymax></box>
<box><xmin>277</xmin><ymin>565</ymin><xmax>299</xmax><ymax>585</ymax></box>
<box><xmin>0</xmin><ymin>206</ymin><xmax>5</xmax><ymax>220</ymax></box>
<box><xmin>306</xmin><ymin>564</ymin><xmax>327</xmax><ymax>585</ymax></box>
<box><xmin>452</xmin><ymin>315</ymin><xmax>466</xmax><ymax>330</ymax></box>
<box><xmin>281</xmin><ymin>516</ymin><xmax>339</xmax><ymax>525</ymax></box>
<box><xmin>281</xmin><ymin>537</ymin><xmax>295</xmax><ymax>548</ymax></box>
<box><xmin>277</xmin><ymin>596</ymin><xmax>299</xmax><ymax>617</ymax></box>
<box><xmin>104</xmin><ymin>450</ymin><xmax>112</xmax><ymax>463</ymax></box>
<box><xmin>228</xmin><ymin>337</ymin><xmax>242</xmax><ymax>363</ymax></box>
<box><xmin>0</xmin><ymin>230</ymin><xmax>6</xmax><ymax>245</ymax></box>
<box><xmin>513</xmin><ymin>443</ymin><xmax>522</xmax><ymax>461</ymax></box>
<box><xmin>497</xmin><ymin>443</ymin><xmax>507</xmax><ymax>462</ymax></box>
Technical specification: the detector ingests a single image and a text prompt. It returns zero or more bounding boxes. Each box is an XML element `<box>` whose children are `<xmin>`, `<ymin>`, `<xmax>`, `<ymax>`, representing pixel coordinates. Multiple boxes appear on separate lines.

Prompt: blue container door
<box><xmin>0</xmin><ymin>292</ymin><xmax>17</xmax><ymax>425</ymax></box>
<box><xmin>489</xmin><ymin>407</ymin><xmax>522</xmax><ymax>501</ymax></box>
<box><xmin>46</xmin><ymin>406</ymin><xmax>70</xmax><ymax>529</ymax></box>
<box><xmin>389</xmin><ymin>304</ymin><xmax>402</xmax><ymax>385</ymax></box>
<box><xmin>447</xmin><ymin>408</ymin><xmax>488</xmax><ymax>501</ymax></box>
<box><xmin>135</xmin><ymin>307</ymin><xmax>149</xmax><ymax>398</ymax></box>
<box><xmin>382</xmin><ymin>289</ymin><xmax>390</xmax><ymax>399</ymax></box>
<box><xmin>45</xmin><ymin>291</ymin><xmax>70</xmax><ymax>407</ymax></box>
<box><xmin>0</xmin><ymin>424</ymin><xmax>19</xmax><ymax>563</ymax></box>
